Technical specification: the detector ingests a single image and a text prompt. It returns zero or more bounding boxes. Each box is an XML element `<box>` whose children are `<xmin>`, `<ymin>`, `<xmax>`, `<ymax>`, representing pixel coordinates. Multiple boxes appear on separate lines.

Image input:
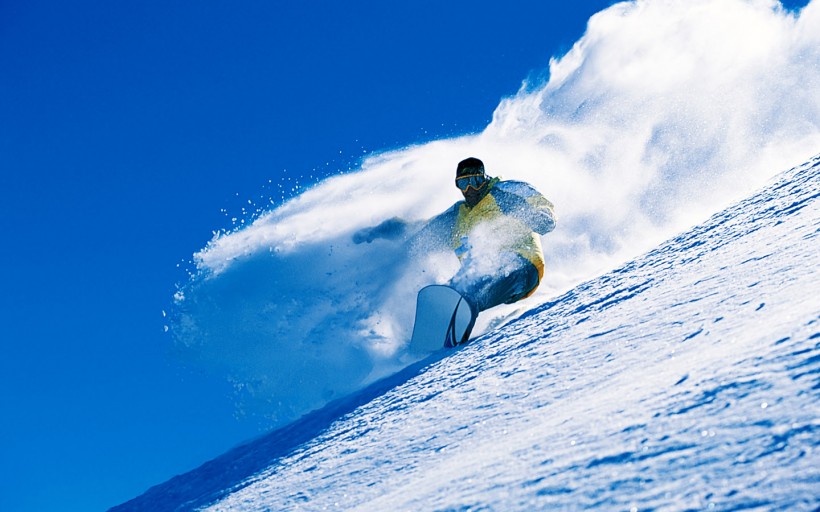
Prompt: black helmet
<box><xmin>456</xmin><ymin>157</ymin><xmax>485</xmax><ymax>178</ymax></box>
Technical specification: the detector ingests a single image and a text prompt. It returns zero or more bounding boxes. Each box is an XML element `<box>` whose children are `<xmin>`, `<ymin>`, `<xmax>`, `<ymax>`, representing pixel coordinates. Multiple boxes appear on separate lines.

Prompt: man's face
<box><xmin>462</xmin><ymin>187</ymin><xmax>484</xmax><ymax>207</ymax></box>
<box><xmin>456</xmin><ymin>172</ymin><xmax>488</xmax><ymax>207</ymax></box>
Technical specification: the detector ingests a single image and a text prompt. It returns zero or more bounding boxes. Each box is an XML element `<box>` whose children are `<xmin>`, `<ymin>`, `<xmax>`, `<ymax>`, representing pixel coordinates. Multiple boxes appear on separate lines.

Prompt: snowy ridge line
<box><xmin>118</xmin><ymin>154</ymin><xmax>818</xmax><ymax>510</ymax></box>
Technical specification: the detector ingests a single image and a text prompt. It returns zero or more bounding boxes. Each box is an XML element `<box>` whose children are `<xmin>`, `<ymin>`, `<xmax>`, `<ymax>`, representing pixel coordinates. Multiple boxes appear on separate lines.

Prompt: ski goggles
<box><xmin>455</xmin><ymin>174</ymin><xmax>488</xmax><ymax>192</ymax></box>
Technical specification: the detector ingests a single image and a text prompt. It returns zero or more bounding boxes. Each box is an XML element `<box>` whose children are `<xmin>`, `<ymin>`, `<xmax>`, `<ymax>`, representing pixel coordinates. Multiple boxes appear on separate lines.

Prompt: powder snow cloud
<box><xmin>173</xmin><ymin>0</ymin><xmax>820</xmax><ymax>426</ymax></box>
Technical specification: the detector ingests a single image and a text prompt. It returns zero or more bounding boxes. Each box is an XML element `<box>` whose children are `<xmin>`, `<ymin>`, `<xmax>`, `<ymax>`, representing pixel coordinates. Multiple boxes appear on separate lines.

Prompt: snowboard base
<box><xmin>408</xmin><ymin>285</ymin><xmax>476</xmax><ymax>354</ymax></box>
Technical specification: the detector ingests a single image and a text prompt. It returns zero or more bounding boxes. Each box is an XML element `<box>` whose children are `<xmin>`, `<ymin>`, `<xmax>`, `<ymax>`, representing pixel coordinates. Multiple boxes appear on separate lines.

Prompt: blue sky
<box><xmin>0</xmin><ymin>0</ymin><xmax>811</xmax><ymax>510</ymax></box>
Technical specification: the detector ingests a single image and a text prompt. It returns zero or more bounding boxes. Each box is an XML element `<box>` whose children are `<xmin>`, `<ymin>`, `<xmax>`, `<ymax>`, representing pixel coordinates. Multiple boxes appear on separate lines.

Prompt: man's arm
<box><xmin>352</xmin><ymin>217</ymin><xmax>411</xmax><ymax>244</ymax></box>
<box><xmin>494</xmin><ymin>181</ymin><xmax>556</xmax><ymax>235</ymax></box>
<box><xmin>352</xmin><ymin>204</ymin><xmax>459</xmax><ymax>247</ymax></box>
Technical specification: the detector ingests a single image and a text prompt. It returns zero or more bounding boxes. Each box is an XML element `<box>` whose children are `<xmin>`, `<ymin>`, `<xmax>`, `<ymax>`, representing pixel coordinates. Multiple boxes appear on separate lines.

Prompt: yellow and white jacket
<box><xmin>431</xmin><ymin>178</ymin><xmax>556</xmax><ymax>280</ymax></box>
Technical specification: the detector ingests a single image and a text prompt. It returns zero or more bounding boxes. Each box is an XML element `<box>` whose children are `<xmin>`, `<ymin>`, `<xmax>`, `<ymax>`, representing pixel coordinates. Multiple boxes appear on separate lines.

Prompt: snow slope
<box><xmin>116</xmin><ymin>155</ymin><xmax>819</xmax><ymax>510</ymax></box>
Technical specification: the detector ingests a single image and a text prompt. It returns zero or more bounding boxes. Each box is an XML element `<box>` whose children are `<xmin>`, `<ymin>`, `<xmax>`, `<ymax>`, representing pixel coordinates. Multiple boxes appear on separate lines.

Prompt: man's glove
<box><xmin>352</xmin><ymin>217</ymin><xmax>408</xmax><ymax>244</ymax></box>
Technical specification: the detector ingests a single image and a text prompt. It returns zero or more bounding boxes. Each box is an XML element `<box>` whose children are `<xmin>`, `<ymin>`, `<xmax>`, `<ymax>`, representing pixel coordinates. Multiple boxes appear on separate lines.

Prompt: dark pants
<box><xmin>448</xmin><ymin>253</ymin><xmax>540</xmax><ymax>313</ymax></box>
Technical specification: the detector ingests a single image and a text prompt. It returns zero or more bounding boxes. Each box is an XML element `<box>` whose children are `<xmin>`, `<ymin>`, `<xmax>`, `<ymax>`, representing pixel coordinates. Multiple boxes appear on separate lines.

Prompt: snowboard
<box><xmin>408</xmin><ymin>285</ymin><xmax>476</xmax><ymax>354</ymax></box>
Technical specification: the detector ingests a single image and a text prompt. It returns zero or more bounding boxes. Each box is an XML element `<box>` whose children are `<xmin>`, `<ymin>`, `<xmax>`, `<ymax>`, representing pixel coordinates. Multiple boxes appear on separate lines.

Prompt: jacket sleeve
<box><xmin>410</xmin><ymin>203</ymin><xmax>459</xmax><ymax>250</ymax></box>
<box><xmin>352</xmin><ymin>217</ymin><xmax>410</xmax><ymax>244</ymax></box>
<box><xmin>494</xmin><ymin>181</ymin><xmax>556</xmax><ymax>235</ymax></box>
<box><xmin>353</xmin><ymin>204</ymin><xmax>459</xmax><ymax>249</ymax></box>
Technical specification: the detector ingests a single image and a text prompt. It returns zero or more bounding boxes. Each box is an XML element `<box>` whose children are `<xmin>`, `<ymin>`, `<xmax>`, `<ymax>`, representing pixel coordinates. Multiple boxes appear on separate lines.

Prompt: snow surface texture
<box><xmin>120</xmin><ymin>154</ymin><xmax>819</xmax><ymax>510</ymax></box>
<box><xmin>170</xmin><ymin>0</ymin><xmax>820</xmax><ymax>428</ymax></box>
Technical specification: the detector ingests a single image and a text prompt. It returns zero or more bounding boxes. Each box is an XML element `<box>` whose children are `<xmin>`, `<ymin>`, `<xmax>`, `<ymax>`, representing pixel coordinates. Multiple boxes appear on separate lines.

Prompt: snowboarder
<box><xmin>354</xmin><ymin>157</ymin><xmax>556</xmax><ymax>328</ymax></box>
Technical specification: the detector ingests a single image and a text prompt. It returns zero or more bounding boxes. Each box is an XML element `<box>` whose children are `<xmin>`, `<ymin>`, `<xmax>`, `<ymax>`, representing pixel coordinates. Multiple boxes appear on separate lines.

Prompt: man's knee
<box><xmin>448</xmin><ymin>254</ymin><xmax>541</xmax><ymax>312</ymax></box>
<box><xmin>504</xmin><ymin>260</ymin><xmax>540</xmax><ymax>305</ymax></box>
